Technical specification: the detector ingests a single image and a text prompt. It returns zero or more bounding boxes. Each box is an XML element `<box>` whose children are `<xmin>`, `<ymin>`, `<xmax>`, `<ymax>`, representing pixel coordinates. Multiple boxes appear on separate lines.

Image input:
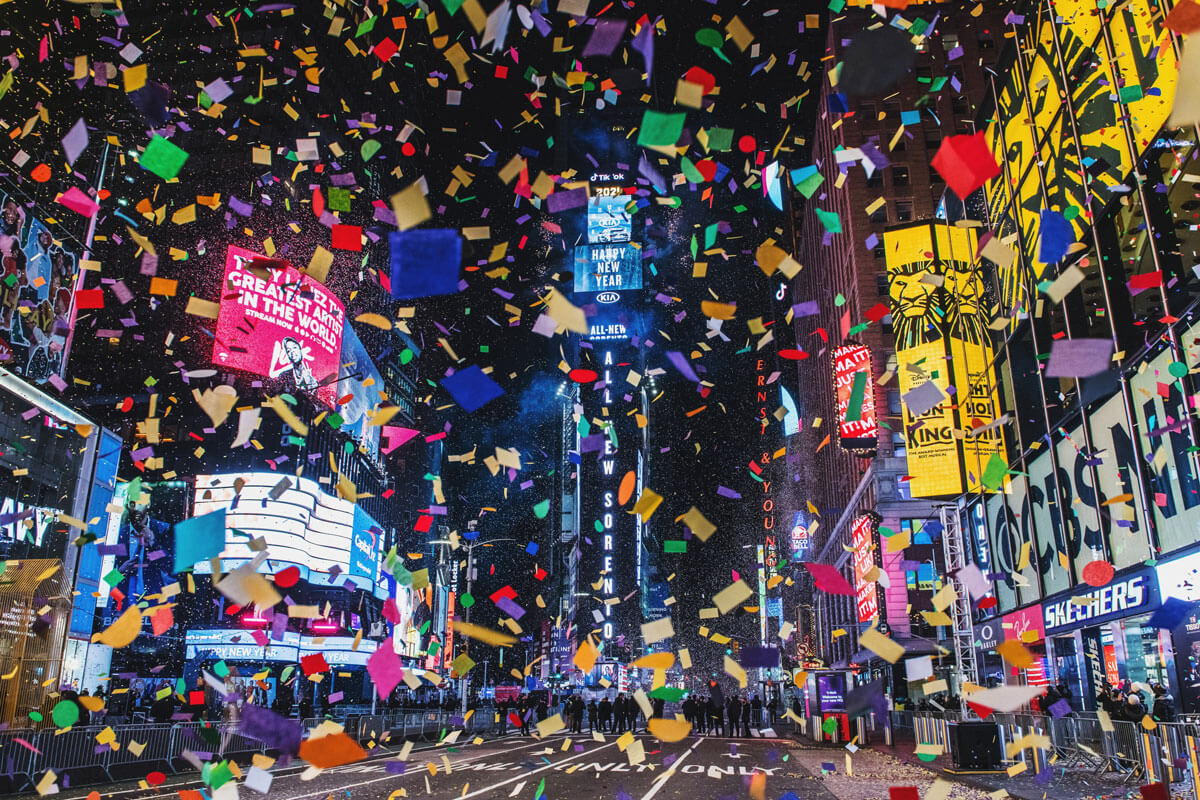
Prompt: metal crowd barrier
<box><xmin>889</xmin><ymin>710</ymin><xmax>1200</xmax><ymax>788</ymax></box>
<box><xmin>0</xmin><ymin>708</ymin><xmax>478</xmax><ymax>793</ymax></box>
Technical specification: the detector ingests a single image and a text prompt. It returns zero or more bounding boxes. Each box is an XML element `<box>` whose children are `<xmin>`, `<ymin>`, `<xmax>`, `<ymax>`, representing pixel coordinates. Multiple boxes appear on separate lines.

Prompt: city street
<box><xmin>23</xmin><ymin>733</ymin><xmax>1024</xmax><ymax>800</ymax></box>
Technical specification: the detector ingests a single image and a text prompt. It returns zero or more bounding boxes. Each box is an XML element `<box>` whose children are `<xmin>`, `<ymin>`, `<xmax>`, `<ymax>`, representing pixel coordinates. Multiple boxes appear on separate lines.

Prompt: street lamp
<box><xmin>429</xmin><ymin>535</ymin><xmax>518</xmax><ymax>714</ymax></box>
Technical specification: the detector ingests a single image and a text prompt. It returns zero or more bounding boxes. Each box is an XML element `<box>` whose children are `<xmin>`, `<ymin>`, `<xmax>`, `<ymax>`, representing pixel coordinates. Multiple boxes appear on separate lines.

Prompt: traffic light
<box><xmin>725</xmin><ymin>648</ymin><xmax>733</xmax><ymax>656</ymax></box>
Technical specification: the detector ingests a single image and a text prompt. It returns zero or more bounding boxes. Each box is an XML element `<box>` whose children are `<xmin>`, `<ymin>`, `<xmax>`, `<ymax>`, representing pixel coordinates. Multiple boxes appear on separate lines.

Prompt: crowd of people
<box><xmin>492</xmin><ymin>692</ymin><xmax>793</xmax><ymax>738</ymax></box>
<box><xmin>1096</xmin><ymin>680</ymin><xmax>1175</xmax><ymax>722</ymax></box>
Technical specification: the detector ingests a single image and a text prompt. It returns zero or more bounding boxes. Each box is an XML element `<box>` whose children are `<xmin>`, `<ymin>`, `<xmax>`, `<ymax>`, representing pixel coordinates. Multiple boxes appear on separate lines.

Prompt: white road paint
<box><xmin>280</xmin><ymin>736</ymin><xmax>610</xmax><ymax>800</ymax></box>
<box><xmin>50</xmin><ymin>735</ymin><xmax>547</xmax><ymax>800</ymax></box>
<box><xmin>637</xmin><ymin>738</ymin><xmax>704</xmax><ymax>800</ymax></box>
<box><xmin>453</xmin><ymin>739</ymin><xmax>623</xmax><ymax>800</ymax></box>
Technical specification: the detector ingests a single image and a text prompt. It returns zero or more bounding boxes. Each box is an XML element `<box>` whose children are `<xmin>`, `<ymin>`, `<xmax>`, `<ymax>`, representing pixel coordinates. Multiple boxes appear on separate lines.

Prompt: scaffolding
<box><xmin>939</xmin><ymin>505</ymin><xmax>978</xmax><ymax>689</ymax></box>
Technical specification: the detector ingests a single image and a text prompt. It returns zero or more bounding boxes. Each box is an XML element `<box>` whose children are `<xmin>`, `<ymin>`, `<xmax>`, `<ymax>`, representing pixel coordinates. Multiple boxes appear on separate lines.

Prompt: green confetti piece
<box><xmin>845</xmin><ymin>370</ymin><xmax>868</xmax><ymax>422</ymax></box>
<box><xmin>52</xmin><ymin>700</ymin><xmax>79</xmax><ymax>728</ymax></box>
<box><xmin>637</xmin><ymin>110</ymin><xmax>686</xmax><ymax>148</ymax></box>
<box><xmin>361</xmin><ymin>139</ymin><xmax>381</xmax><ymax>161</ymax></box>
<box><xmin>981</xmin><ymin>452</ymin><xmax>1009</xmax><ymax>491</ymax></box>
<box><xmin>139</xmin><ymin>135</ymin><xmax>190</xmax><ymax>181</ymax></box>
<box><xmin>29</xmin><ymin>710</ymin><xmax>43</xmax><ymax>723</ymax></box>
<box><xmin>664</xmin><ymin>540</ymin><xmax>687</xmax><ymax>553</ymax></box>
<box><xmin>648</xmin><ymin>686</ymin><xmax>684</xmax><ymax>701</ymax></box>
<box><xmin>328</xmin><ymin>187</ymin><xmax>352</xmax><ymax>212</ymax></box>
<box><xmin>533</xmin><ymin>500</ymin><xmax>550</xmax><ymax>519</ymax></box>
<box><xmin>459</xmin><ymin>593</ymin><xmax>475</xmax><ymax>608</ymax></box>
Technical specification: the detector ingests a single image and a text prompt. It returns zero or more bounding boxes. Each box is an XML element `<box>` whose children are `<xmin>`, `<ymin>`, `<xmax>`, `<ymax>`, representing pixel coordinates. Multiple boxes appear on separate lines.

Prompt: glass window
<box><xmin>942</xmin><ymin>33</ymin><xmax>960</xmax><ymax>52</ymax></box>
<box><xmin>891</xmin><ymin>431</ymin><xmax>907</xmax><ymax>458</ymax></box>
<box><xmin>895</xmin><ymin>201</ymin><xmax>914</xmax><ymax>222</ymax></box>
<box><xmin>978</xmin><ymin>34</ymin><xmax>995</xmax><ymax>50</ymax></box>
<box><xmin>951</xmin><ymin>96</ymin><xmax>970</xmax><ymax>116</ymax></box>
<box><xmin>892</xmin><ymin>166</ymin><xmax>910</xmax><ymax>186</ymax></box>
<box><xmin>866</xmin><ymin>170</ymin><xmax>883</xmax><ymax>188</ymax></box>
<box><xmin>870</xmin><ymin>205</ymin><xmax>888</xmax><ymax>224</ymax></box>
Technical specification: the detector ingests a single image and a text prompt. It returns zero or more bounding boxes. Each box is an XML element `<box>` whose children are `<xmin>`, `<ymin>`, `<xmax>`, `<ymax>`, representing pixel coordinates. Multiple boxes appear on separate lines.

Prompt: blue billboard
<box><xmin>587</xmin><ymin>194</ymin><xmax>631</xmax><ymax>243</ymax></box>
<box><xmin>573</xmin><ymin>243</ymin><xmax>642</xmax><ymax>294</ymax></box>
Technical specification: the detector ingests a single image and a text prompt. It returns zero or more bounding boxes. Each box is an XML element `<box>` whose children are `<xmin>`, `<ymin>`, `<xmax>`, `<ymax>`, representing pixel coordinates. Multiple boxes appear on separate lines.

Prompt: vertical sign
<box><xmin>884</xmin><ymin>223</ymin><xmax>1005</xmax><ymax>497</ymax></box>
<box><xmin>851</xmin><ymin>515</ymin><xmax>879</xmax><ymax>623</ymax></box>
<box><xmin>833</xmin><ymin>344</ymin><xmax>877</xmax><ymax>454</ymax></box>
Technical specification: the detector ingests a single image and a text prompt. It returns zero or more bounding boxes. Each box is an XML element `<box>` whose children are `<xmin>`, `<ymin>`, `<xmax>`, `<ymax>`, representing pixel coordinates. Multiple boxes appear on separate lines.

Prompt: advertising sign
<box><xmin>212</xmin><ymin>245</ymin><xmax>346</xmax><ymax>408</ymax></box>
<box><xmin>1157</xmin><ymin>552</ymin><xmax>1200</xmax><ymax>602</ymax></box>
<box><xmin>337</xmin><ymin>327</ymin><xmax>384</xmax><ymax>458</ymax></box>
<box><xmin>885</xmin><ymin>223</ymin><xmax>1005</xmax><ymax>497</ymax></box>
<box><xmin>851</xmin><ymin>515</ymin><xmax>879</xmax><ymax>624</ymax></box>
<box><xmin>790</xmin><ymin>512</ymin><xmax>810</xmax><ymax>561</ymax></box>
<box><xmin>816</xmin><ymin>673</ymin><xmax>846</xmax><ymax>711</ymax></box>
<box><xmin>587</xmin><ymin>194</ymin><xmax>632</xmax><ymax>244</ymax></box>
<box><xmin>833</xmin><ymin>344</ymin><xmax>877</xmax><ymax>453</ymax></box>
<box><xmin>573</xmin><ymin>243</ymin><xmax>642</xmax><ymax>294</ymax></box>
<box><xmin>0</xmin><ymin>192</ymin><xmax>78</xmax><ymax>384</ymax></box>
<box><xmin>193</xmin><ymin>473</ymin><xmax>381</xmax><ymax>592</ymax></box>
<box><xmin>985</xmin><ymin>0</ymin><xmax>1175</xmax><ymax>328</ymax></box>
<box><xmin>1003</xmin><ymin>604</ymin><xmax>1045</xmax><ymax>644</ymax></box>
<box><xmin>185</xmin><ymin>629</ymin><xmax>378</xmax><ymax>666</ymax></box>
<box><xmin>1042</xmin><ymin>567</ymin><xmax>1158</xmax><ymax>633</ymax></box>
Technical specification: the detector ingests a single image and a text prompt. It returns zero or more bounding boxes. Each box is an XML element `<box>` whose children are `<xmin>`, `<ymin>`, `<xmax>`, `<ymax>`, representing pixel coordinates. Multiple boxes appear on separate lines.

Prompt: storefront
<box><xmin>1156</xmin><ymin>550</ymin><xmax>1200</xmax><ymax>713</ymax></box>
<box><xmin>1041</xmin><ymin>566</ymin><xmax>1162</xmax><ymax>711</ymax></box>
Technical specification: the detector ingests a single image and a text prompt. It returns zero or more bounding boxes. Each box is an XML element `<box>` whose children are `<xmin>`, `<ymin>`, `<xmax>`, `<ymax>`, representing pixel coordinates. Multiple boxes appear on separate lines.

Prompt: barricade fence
<box><xmin>0</xmin><ymin>707</ymin><xmax>478</xmax><ymax>793</ymax></box>
<box><xmin>883</xmin><ymin>710</ymin><xmax>1200</xmax><ymax>787</ymax></box>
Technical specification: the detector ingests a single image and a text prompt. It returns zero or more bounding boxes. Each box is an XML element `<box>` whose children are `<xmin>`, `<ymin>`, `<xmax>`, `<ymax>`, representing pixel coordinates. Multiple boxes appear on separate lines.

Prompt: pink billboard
<box><xmin>212</xmin><ymin>246</ymin><xmax>345</xmax><ymax>408</ymax></box>
<box><xmin>1002</xmin><ymin>604</ymin><xmax>1045</xmax><ymax>645</ymax></box>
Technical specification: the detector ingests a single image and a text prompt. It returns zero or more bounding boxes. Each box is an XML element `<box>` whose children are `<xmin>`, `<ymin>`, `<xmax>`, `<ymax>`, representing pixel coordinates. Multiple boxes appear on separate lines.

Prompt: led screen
<box><xmin>573</xmin><ymin>243</ymin><xmax>642</xmax><ymax>294</ymax></box>
<box><xmin>212</xmin><ymin>245</ymin><xmax>346</xmax><ymax>408</ymax></box>
<box><xmin>587</xmin><ymin>194</ymin><xmax>631</xmax><ymax>244</ymax></box>
<box><xmin>193</xmin><ymin>473</ymin><xmax>380</xmax><ymax>591</ymax></box>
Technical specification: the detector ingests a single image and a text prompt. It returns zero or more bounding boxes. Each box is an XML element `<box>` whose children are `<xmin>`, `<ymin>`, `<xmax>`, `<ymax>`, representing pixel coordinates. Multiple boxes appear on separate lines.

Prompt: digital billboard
<box><xmin>587</xmin><ymin>194</ymin><xmax>632</xmax><ymax>244</ymax></box>
<box><xmin>193</xmin><ymin>473</ymin><xmax>381</xmax><ymax>592</ymax></box>
<box><xmin>573</xmin><ymin>243</ymin><xmax>642</xmax><ymax>294</ymax></box>
<box><xmin>984</xmin><ymin>0</ymin><xmax>1175</xmax><ymax>326</ymax></box>
<box><xmin>185</xmin><ymin>629</ymin><xmax>378</xmax><ymax>666</ymax></box>
<box><xmin>0</xmin><ymin>191</ymin><xmax>79</xmax><ymax>384</ymax></box>
<box><xmin>885</xmin><ymin>222</ymin><xmax>1005</xmax><ymax>497</ymax></box>
<box><xmin>338</xmin><ymin>327</ymin><xmax>385</xmax><ymax>458</ymax></box>
<box><xmin>851</xmin><ymin>515</ymin><xmax>879</xmax><ymax>624</ymax></box>
<box><xmin>212</xmin><ymin>245</ymin><xmax>346</xmax><ymax>408</ymax></box>
<box><xmin>833</xmin><ymin>344</ymin><xmax>877</xmax><ymax>454</ymax></box>
<box><xmin>790</xmin><ymin>511</ymin><xmax>810</xmax><ymax>561</ymax></box>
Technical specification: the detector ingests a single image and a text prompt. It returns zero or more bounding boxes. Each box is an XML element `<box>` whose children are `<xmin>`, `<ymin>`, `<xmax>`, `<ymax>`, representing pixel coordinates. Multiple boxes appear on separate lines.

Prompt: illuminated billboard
<box><xmin>0</xmin><ymin>191</ymin><xmax>78</xmax><ymax>384</ymax></box>
<box><xmin>885</xmin><ymin>222</ymin><xmax>1005</xmax><ymax>497</ymax></box>
<box><xmin>193</xmin><ymin>473</ymin><xmax>380</xmax><ymax>592</ymax></box>
<box><xmin>185</xmin><ymin>629</ymin><xmax>378</xmax><ymax>666</ymax></box>
<box><xmin>573</xmin><ymin>243</ymin><xmax>642</xmax><ymax>294</ymax></box>
<box><xmin>587</xmin><ymin>194</ymin><xmax>632</xmax><ymax>244</ymax></box>
<box><xmin>790</xmin><ymin>512</ymin><xmax>810</xmax><ymax>561</ymax></box>
<box><xmin>833</xmin><ymin>344</ymin><xmax>877</xmax><ymax>454</ymax></box>
<box><xmin>984</xmin><ymin>0</ymin><xmax>1175</xmax><ymax>326</ymax></box>
<box><xmin>212</xmin><ymin>245</ymin><xmax>346</xmax><ymax>408</ymax></box>
<box><xmin>851</xmin><ymin>515</ymin><xmax>878</xmax><ymax>624</ymax></box>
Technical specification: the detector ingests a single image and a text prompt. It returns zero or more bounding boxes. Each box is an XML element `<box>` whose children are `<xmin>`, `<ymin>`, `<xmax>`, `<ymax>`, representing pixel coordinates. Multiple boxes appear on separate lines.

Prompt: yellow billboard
<box><xmin>985</xmin><ymin>0</ymin><xmax>1176</xmax><ymax>323</ymax></box>
<box><xmin>885</xmin><ymin>223</ymin><xmax>1006</xmax><ymax>498</ymax></box>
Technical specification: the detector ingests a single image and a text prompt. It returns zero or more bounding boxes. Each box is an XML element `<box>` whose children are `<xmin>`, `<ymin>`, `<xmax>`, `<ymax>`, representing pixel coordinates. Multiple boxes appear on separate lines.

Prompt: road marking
<box><xmin>454</xmin><ymin>739</ymin><xmax>622</xmax><ymax>800</ymax></box>
<box><xmin>276</xmin><ymin>738</ymin><xmax>555</xmax><ymax>800</ymax></box>
<box><xmin>52</xmin><ymin>737</ymin><xmax>547</xmax><ymax>800</ymax></box>
<box><xmin>638</xmin><ymin>738</ymin><xmax>704</xmax><ymax>800</ymax></box>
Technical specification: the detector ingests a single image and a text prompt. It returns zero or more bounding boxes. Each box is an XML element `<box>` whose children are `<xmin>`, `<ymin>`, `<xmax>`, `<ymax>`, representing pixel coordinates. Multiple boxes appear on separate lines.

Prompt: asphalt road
<box><xmin>31</xmin><ymin>732</ymin><xmax>833</xmax><ymax>800</ymax></box>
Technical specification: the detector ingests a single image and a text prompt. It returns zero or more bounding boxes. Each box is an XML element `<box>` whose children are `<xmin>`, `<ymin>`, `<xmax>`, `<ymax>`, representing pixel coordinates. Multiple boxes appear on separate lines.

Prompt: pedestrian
<box><xmin>695</xmin><ymin>696</ymin><xmax>706</xmax><ymax>734</ymax></box>
<box><xmin>571</xmin><ymin>696</ymin><xmax>584</xmax><ymax>733</ymax></box>
<box><xmin>1121</xmin><ymin>691</ymin><xmax>1145</xmax><ymax>722</ymax></box>
<box><xmin>751</xmin><ymin>694</ymin><xmax>762</xmax><ymax>727</ymax></box>
<box><xmin>768</xmin><ymin>695</ymin><xmax>779</xmax><ymax>727</ymax></box>
<box><xmin>587</xmin><ymin>699</ymin><xmax>597</xmax><ymax>732</ymax></box>
<box><xmin>682</xmin><ymin>696</ymin><xmax>695</xmax><ymax>729</ymax></box>
<box><xmin>726</xmin><ymin>696</ymin><xmax>739</xmax><ymax>737</ymax></box>
<box><xmin>614</xmin><ymin>694</ymin><xmax>628</xmax><ymax>733</ymax></box>
<box><xmin>599</xmin><ymin>696</ymin><xmax>612</xmax><ymax>731</ymax></box>
<box><xmin>710</xmin><ymin>696</ymin><xmax>724</xmax><ymax>736</ymax></box>
<box><xmin>1152</xmin><ymin>684</ymin><xmax>1175</xmax><ymax>722</ymax></box>
<box><xmin>741</xmin><ymin>697</ymin><xmax>752</xmax><ymax>736</ymax></box>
